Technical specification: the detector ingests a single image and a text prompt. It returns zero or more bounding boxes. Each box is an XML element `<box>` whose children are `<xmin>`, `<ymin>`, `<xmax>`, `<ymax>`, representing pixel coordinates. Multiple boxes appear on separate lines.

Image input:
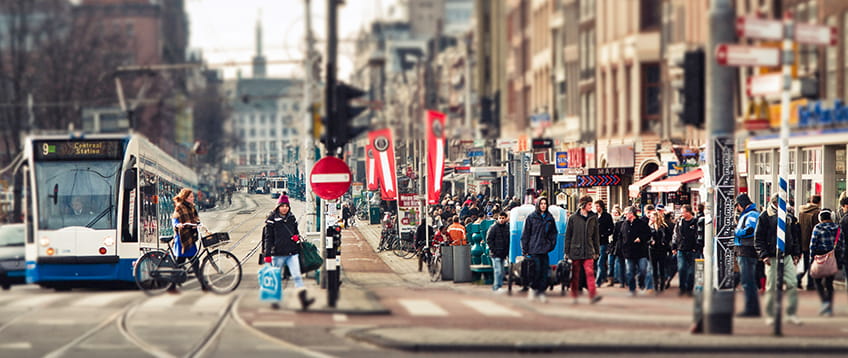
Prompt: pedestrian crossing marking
<box><xmin>0</xmin><ymin>342</ymin><xmax>32</xmax><ymax>349</ymax></box>
<box><xmin>32</xmin><ymin>319</ymin><xmax>80</xmax><ymax>325</ymax></box>
<box><xmin>190</xmin><ymin>294</ymin><xmax>231</xmax><ymax>312</ymax></box>
<box><xmin>397</xmin><ymin>299</ymin><xmax>448</xmax><ymax>316</ymax></box>
<box><xmin>332</xmin><ymin>314</ymin><xmax>348</xmax><ymax>322</ymax></box>
<box><xmin>4</xmin><ymin>293</ymin><xmax>69</xmax><ymax>308</ymax></box>
<box><xmin>461</xmin><ymin>299</ymin><xmax>521</xmax><ymax>317</ymax></box>
<box><xmin>71</xmin><ymin>292</ymin><xmax>138</xmax><ymax>307</ymax></box>
<box><xmin>139</xmin><ymin>293</ymin><xmax>183</xmax><ymax>309</ymax></box>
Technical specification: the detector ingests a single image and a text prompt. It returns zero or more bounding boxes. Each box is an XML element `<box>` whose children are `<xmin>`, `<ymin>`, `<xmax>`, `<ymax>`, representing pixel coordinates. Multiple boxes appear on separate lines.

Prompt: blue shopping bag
<box><xmin>258</xmin><ymin>263</ymin><xmax>282</xmax><ymax>302</ymax></box>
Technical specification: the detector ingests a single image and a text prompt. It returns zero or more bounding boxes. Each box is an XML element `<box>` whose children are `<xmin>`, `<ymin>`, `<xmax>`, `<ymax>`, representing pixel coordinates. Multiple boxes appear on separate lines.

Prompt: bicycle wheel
<box><xmin>428</xmin><ymin>254</ymin><xmax>442</xmax><ymax>282</ymax></box>
<box><xmin>134</xmin><ymin>250</ymin><xmax>173</xmax><ymax>296</ymax></box>
<box><xmin>393</xmin><ymin>236</ymin><xmax>411</xmax><ymax>257</ymax></box>
<box><xmin>200</xmin><ymin>250</ymin><xmax>242</xmax><ymax>294</ymax></box>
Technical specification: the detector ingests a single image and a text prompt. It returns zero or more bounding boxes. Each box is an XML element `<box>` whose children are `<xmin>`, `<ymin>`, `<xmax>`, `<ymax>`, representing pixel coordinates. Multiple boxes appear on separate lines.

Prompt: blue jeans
<box><xmin>492</xmin><ymin>257</ymin><xmax>505</xmax><ymax>291</ymax></box>
<box><xmin>595</xmin><ymin>245</ymin><xmax>608</xmax><ymax>285</ymax></box>
<box><xmin>626</xmin><ymin>257</ymin><xmax>653</xmax><ymax>292</ymax></box>
<box><xmin>272</xmin><ymin>254</ymin><xmax>304</xmax><ymax>289</ymax></box>
<box><xmin>677</xmin><ymin>251</ymin><xmax>697</xmax><ymax>293</ymax></box>
<box><xmin>737</xmin><ymin>255</ymin><xmax>761</xmax><ymax>315</ymax></box>
<box><xmin>612</xmin><ymin>255</ymin><xmax>625</xmax><ymax>284</ymax></box>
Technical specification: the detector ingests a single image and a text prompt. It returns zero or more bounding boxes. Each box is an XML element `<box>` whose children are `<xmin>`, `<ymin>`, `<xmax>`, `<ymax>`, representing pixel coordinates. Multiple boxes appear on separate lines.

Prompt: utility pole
<box><xmin>323</xmin><ymin>0</ymin><xmax>340</xmax><ymax>308</ymax></box>
<box><xmin>704</xmin><ymin>0</ymin><xmax>736</xmax><ymax>334</ymax></box>
<box><xmin>303</xmin><ymin>0</ymin><xmax>317</xmax><ymax>233</ymax></box>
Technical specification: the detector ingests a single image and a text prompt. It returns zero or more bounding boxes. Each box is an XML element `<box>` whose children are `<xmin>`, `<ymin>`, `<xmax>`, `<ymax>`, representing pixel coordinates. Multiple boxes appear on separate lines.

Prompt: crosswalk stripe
<box><xmin>139</xmin><ymin>293</ymin><xmax>183</xmax><ymax>309</ymax></box>
<box><xmin>4</xmin><ymin>294</ymin><xmax>69</xmax><ymax>308</ymax></box>
<box><xmin>253</xmin><ymin>320</ymin><xmax>294</xmax><ymax>327</ymax></box>
<box><xmin>461</xmin><ymin>299</ymin><xmax>522</xmax><ymax>317</ymax></box>
<box><xmin>0</xmin><ymin>342</ymin><xmax>32</xmax><ymax>349</ymax></box>
<box><xmin>332</xmin><ymin>314</ymin><xmax>348</xmax><ymax>322</ymax></box>
<box><xmin>71</xmin><ymin>292</ymin><xmax>139</xmax><ymax>307</ymax></box>
<box><xmin>397</xmin><ymin>299</ymin><xmax>448</xmax><ymax>317</ymax></box>
<box><xmin>190</xmin><ymin>294</ymin><xmax>231</xmax><ymax>312</ymax></box>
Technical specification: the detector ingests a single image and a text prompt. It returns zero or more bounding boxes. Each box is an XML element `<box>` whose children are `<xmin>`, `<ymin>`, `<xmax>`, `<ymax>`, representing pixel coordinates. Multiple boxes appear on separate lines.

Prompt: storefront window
<box><xmin>837</xmin><ymin>149</ymin><xmax>846</xmax><ymax>204</ymax></box>
<box><xmin>800</xmin><ymin>147</ymin><xmax>823</xmax><ymax>202</ymax></box>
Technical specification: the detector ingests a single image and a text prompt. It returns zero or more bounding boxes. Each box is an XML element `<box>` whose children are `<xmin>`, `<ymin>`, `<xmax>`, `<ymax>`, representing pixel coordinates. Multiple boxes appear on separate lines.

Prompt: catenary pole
<box><xmin>704</xmin><ymin>0</ymin><xmax>736</xmax><ymax>334</ymax></box>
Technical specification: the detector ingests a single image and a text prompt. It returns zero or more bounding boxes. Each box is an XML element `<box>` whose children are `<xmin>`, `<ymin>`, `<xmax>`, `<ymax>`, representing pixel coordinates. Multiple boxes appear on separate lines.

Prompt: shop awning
<box><xmin>649</xmin><ymin>168</ymin><xmax>704</xmax><ymax>193</ymax></box>
<box><xmin>628</xmin><ymin>168</ymin><xmax>667</xmax><ymax>198</ymax></box>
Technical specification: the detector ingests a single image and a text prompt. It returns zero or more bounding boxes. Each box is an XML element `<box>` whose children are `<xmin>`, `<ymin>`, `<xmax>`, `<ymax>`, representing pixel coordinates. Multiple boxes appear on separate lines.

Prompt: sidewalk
<box><xmin>344</xmin><ymin>223</ymin><xmax>848</xmax><ymax>353</ymax></box>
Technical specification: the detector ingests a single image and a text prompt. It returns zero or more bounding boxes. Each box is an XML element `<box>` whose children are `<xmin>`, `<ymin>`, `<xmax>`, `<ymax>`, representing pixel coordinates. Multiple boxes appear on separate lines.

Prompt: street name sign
<box><xmin>795</xmin><ymin>23</ymin><xmax>838</xmax><ymax>46</ymax></box>
<box><xmin>736</xmin><ymin>16</ymin><xmax>783</xmax><ymax>41</ymax></box>
<box><xmin>716</xmin><ymin>44</ymin><xmax>780</xmax><ymax>67</ymax></box>
<box><xmin>310</xmin><ymin>157</ymin><xmax>352</xmax><ymax>200</ymax></box>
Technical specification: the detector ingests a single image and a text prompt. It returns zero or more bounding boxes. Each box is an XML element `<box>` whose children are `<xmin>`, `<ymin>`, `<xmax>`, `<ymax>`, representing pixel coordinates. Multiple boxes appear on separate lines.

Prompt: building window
<box><xmin>269</xmin><ymin>129</ymin><xmax>276</xmax><ymax>137</ymax></box>
<box><xmin>249</xmin><ymin>129</ymin><xmax>255</xmax><ymax>137</ymax></box>
<box><xmin>239</xmin><ymin>143</ymin><xmax>246</xmax><ymax>152</ymax></box>
<box><xmin>640</xmin><ymin>0</ymin><xmax>661</xmax><ymax>30</ymax></box>
<box><xmin>802</xmin><ymin>147</ymin><xmax>822</xmax><ymax>175</ymax></box>
<box><xmin>238</xmin><ymin>129</ymin><xmax>245</xmax><ymax>138</ymax></box>
<box><xmin>248</xmin><ymin>142</ymin><xmax>256</xmax><ymax>152</ymax></box>
<box><xmin>269</xmin><ymin>141</ymin><xmax>277</xmax><ymax>151</ymax></box>
<box><xmin>642</xmin><ymin>63</ymin><xmax>661</xmax><ymax>122</ymax></box>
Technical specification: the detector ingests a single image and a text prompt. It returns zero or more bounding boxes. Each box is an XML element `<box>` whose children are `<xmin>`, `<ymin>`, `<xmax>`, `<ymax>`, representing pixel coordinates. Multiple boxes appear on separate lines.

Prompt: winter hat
<box><xmin>656</xmin><ymin>204</ymin><xmax>665</xmax><ymax>211</ymax></box>
<box><xmin>736</xmin><ymin>194</ymin><xmax>752</xmax><ymax>208</ymax></box>
<box><xmin>277</xmin><ymin>195</ymin><xmax>290</xmax><ymax>206</ymax></box>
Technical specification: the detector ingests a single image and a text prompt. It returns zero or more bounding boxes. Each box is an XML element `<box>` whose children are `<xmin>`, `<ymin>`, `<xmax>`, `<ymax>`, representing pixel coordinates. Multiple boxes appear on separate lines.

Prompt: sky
<box><xmin>186</xmin><ymin>0</ymin><xmax>402</xmax><ymax>80</ymax></box>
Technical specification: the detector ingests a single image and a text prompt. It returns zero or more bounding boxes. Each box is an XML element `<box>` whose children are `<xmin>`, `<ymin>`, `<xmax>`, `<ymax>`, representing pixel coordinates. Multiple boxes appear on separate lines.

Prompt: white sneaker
<box><xmin>527</xmin><ymin>289</ymin><xmax>536</xmax><ymax>301</ymax></box>
<box><xmin>495</xmin><ymin>287</ymin><xmax>507</xmax><ymax>294</ymax></box>
<box><xmin>787</xmin><ymin>315</ymin><xmax>802</xmax><ymax>325</ymax></box>
<box><xmin>538</xmin><ymin>293</ymin><xmax>548</xmax><ymax>303</ymax></box>
<box><xmin>764</xmin><ymin>317</ymin><xmax>775</xmax><ymax>325</ymax></box>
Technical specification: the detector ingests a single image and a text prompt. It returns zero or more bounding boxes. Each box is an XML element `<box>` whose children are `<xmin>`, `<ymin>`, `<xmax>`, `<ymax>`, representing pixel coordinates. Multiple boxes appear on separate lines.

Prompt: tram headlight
<box><xmin>102</xmin><ymin>236</ymin><xmax>115</xmax><ymax>246</ymax></box>
<box><xmin>46</xmin><ymin>247</ymin><xmax>55</xmax><ymax>256</ymax></box>
<box><xmin>98</xmin><ymin>247</ymin><xmax>107</xmax><ymax>255</ymax></box>
<box><xmin>39</xmin><ymin>237</ymin><xmax>50</xmax><ymax>247</ymax></box>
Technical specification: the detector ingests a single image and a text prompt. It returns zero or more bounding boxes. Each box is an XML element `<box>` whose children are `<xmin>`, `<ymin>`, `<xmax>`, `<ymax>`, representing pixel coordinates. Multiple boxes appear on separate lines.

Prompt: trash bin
<box><xmin>453</xmin><ymin>245</ymin><xmax>471</xmax><ymax>283</ymax></box>
<box><xmin>441</xmin><ymin>245</ymin><xmax>454</xmax><ymax>281</ymax></box>
<box><xmin>369</xmin><ymin>207</ymin><xmax>381</xmax><ymax>224</ymax></box>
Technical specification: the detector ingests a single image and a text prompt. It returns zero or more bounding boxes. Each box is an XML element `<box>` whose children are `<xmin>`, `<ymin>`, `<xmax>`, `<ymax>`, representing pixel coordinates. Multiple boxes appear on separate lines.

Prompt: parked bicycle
<box><xmin>133</xmin><ymin>223</ymin><xmax>243</xmax><ymax>295</ymax></box>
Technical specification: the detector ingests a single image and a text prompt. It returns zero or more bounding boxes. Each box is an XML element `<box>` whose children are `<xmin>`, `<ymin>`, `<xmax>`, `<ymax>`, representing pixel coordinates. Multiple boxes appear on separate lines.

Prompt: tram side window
<box><xmin>158</xmin><ymin>180</ymin><xmax>178</xmax><ymax>239</ymax></box>
<box><xmin>139</xmin><ymin>172</ymin><xmax>158</xmax><ymax>244</ymax></box>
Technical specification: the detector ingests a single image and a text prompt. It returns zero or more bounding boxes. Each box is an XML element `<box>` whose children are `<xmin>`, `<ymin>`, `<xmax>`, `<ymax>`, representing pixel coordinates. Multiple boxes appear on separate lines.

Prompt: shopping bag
<box><xmin>299</xmin><ymin>241</ymin><xmax>323</xmax><ymax>273</ymax></box>
<box><xmin>258</xmin><ymin>263</ymin><xmax>282</xmax><ymax>302</ymax></box>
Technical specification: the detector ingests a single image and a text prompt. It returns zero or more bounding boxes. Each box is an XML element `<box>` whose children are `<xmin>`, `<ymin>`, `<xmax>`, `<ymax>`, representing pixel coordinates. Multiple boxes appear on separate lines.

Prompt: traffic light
<box><xmin>673</xmin><ymin>49</ymin><xmax>705</xmax><ymax>128</ymax></box>
<box><xmin>322</xmin><ymin>82</ymin><xmax>368</xmax><ymax>154</ymax></box>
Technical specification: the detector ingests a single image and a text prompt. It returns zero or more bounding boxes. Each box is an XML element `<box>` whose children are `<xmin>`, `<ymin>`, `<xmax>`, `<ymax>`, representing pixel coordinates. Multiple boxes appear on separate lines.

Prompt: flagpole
<box><xmin>394</xmin><ymin>127</ymin><xmax>403</xmax><ymax>245</ymax></box>
<box><xmin>424</xmin><ymin>112</ymin><xmax>430</xmax><ymax>250</ymax></box>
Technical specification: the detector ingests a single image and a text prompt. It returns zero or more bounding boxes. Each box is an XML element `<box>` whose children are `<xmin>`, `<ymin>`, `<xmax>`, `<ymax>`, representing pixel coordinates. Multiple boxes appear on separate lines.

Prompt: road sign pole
<box><xmin>774</xmin><ymin>11</ymin><xmax>795</xmax><ymax>337</ymax></box>
<box><xmin>703</xmin><ymin>0</ymin><xmax>736</xmax><ymax>335</ymax></box>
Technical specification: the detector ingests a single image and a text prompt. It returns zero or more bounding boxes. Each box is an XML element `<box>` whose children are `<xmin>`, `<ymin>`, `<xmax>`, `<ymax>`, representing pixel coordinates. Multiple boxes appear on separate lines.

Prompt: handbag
<box><xmin>810</xmin><ymin>228</ymin><xmax>840</xmax><ymax>279</ymax></box>
<box><xmin>298</xmin><ymin>240</ymin><xmax>323</xmax><ymax>273</ymax></box>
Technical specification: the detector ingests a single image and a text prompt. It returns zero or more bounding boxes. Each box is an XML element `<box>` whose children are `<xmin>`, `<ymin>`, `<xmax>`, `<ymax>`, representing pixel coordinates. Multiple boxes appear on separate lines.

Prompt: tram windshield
<box><xmin>34</xmin><ymin>161</ymin><xmax>121</xmax><ymax>230</ymax></box>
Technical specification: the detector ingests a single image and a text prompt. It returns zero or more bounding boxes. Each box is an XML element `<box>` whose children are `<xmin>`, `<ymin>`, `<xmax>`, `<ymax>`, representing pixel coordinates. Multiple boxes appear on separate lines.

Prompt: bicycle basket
<box><xmin>201</xmin><ymin>232</ymin><xmax>230</xmax><ymax>248</ymax></box>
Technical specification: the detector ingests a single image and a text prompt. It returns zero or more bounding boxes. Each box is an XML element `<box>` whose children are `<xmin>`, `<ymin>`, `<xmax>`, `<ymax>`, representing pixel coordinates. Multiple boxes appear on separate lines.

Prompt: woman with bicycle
<box><xmin>171</xmin><ymin>188</ymin><xmax>208</xmax><ymax>293</ymax></box>
<box><xmin>263</xmin><ymin>195</ymin><xmax>315</xmax><ymax>310</ymax></box>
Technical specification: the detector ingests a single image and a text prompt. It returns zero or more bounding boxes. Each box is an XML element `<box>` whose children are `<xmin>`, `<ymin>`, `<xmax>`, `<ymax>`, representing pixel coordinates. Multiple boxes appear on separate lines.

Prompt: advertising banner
<box><xmin>369</xmin><ymin>129</ymin><xmax>398</xmax><ymax>200</ymax></box>
<box><xmin>426</xmin><ymin>110</ymin><xmax>446</xmax><ymax>204</ymax></box>
<box><xmin>365</xmin><ymin>144</ymin><xmax>379</xmax><ymax>191</ymax></box>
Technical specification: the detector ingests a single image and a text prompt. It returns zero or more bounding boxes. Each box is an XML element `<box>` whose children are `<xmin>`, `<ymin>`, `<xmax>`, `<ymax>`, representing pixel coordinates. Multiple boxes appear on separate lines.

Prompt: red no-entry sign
<box><xmin>310</xmin><ymin>157</ymin><xmax>352</xmax><ymax>200</ymax></box>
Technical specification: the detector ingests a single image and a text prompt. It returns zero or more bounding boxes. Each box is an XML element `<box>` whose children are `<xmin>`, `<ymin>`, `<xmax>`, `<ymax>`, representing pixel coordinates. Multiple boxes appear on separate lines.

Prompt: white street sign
<box><xmin>716</xmin><ymin>44</ymin><xmax>780</xmax><ymax>67</ymax></box>
<box><xmin>795</xmin><ymin>23</ymin><xmax>837</xmax><ymax>46</ymax></box>
<box><xmin>736</xmin><ymin>16</ymin><xmax>783</xmax><ymax>41</ymax></box>
<box><xmin>746</xmin><ymin>73</ymin><xmax>782</xmax><ymax>97</ymax></box>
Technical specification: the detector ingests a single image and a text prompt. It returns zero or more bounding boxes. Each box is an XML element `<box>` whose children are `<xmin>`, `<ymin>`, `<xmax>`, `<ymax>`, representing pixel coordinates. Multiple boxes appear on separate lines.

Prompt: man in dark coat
<box><xmin>622</xmin><ymin>206</ymin><xmax>653</xmax><ymax>295</ymax></box>
<box><xmin>755</xmin><ymin>194</ymin><xmax>803</xmax><ymax>325</ymax></box>
<box><xmin>797</xmin><ymin>195</ymin><xmax>821</xmax><ymax>290</ymax></box>
<box><xmin>486</xmin><ymin>211</ymin><xmax>510</xmax><ymax>293</ymax></box>
<box><xmin>594</xmin><ymin>200</ymin><xmax>614</xmax><ymax>288</ymax></box>
<box><xmin>672</xmin><ymin>204</ymin><xmax>700</xmax><ymax>296</ymax></box>
<box><xmin>565</xmin><ymin>195</ymin><xmax>602</xmax><ymax>304</ymax></box>
<box><xmin>521</xmin><ymin>197</ymin><xmax>558</xmax><ymax>302</ymax></box>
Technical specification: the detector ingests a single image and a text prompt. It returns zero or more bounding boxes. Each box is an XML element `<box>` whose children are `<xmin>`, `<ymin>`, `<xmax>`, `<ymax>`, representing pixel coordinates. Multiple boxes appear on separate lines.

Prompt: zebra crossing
<box><xmin>0</xmin><ymin>291</ymin><xmax>234</xmax><ymax>313</ymax></box>
<box><xmin>396</xmin><ymin>298</ymin><xmax>523</xmax><ymax>318</ymax></box>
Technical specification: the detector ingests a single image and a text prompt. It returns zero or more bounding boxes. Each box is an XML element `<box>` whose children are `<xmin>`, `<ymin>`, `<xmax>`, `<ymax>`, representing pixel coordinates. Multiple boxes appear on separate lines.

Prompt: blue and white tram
<box><xmin>22</xmin><ymin>133</ymin><xmax>197</xmax><ymax>288</ymax></box>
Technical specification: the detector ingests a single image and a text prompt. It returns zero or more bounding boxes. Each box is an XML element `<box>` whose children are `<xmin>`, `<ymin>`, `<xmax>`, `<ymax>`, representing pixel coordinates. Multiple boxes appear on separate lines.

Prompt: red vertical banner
<box><xmin>368</xmin><ymin>129</ymin><xmax>398</xmax><ymax>201</ymax></box>
<box><xmin>426</xmin><ymin>110</ymin><xmax>446</xmax><ymax>205</ymax></box>
<box><xmin>365</xmin><ymin>144</ymin><xmax>379</xmax><ymax>191</ymax></box>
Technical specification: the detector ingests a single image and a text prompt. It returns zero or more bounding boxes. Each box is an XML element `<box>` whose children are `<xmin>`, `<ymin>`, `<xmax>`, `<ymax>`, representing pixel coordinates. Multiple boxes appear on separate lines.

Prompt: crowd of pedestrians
<box><xmin>414</xmin><ymin>188</ymin><xmax>848</xmax><ymax>325</ymax></box>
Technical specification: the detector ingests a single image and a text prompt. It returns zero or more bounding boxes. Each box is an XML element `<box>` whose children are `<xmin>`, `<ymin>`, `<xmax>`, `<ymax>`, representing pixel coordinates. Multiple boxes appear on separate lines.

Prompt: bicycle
<box><xmin>393</xmin><ymin>231</ymin><xmax>416</xmax><ymax>259</ymax></box>
<box><xmin>133</xmin><ymin>224</ymin><xmax>243</xmax><ymax>295</ymax></box>
<box><xmin>427</xmin><ymin>242</ymin><xmax>446</xmax><ymax>282</ymax></box>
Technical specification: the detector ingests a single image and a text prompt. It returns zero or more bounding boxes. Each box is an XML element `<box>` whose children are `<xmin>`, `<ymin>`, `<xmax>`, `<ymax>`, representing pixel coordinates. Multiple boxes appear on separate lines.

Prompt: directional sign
<box><xmin>575</xmin><ymin>175</ymin><xmax>622</xmax><ymax>187</ymax></box>
<box><xmin>746</xmin><ymin>73</ymin><xmax>782</xmax><ymax>97</ymax></box>
<box><xmin>795</xmin><ymin>23</ymin><xmax>838</xmax><ymax>46</ymax></box>
<box><xmin>736</xmin><ymin>16</ymin><xmax>783</xmax><ymax>41</ymax></box>
<box><xmin>716</xmin><ymin>44</ymin><xmax>780</xmax><ymax>67</ymax></box>
<box><xmin>310</xmin><ymin>156</ymin><xmax>352</xmax><ymax>200</ymax></box>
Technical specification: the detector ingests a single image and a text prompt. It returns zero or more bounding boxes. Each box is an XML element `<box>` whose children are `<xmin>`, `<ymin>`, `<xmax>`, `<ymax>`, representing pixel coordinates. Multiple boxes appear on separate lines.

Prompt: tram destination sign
<box><xmin>34</xmin><ymin>140</ymin><xmax>124</xmax><ymax>161</ymax></box>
